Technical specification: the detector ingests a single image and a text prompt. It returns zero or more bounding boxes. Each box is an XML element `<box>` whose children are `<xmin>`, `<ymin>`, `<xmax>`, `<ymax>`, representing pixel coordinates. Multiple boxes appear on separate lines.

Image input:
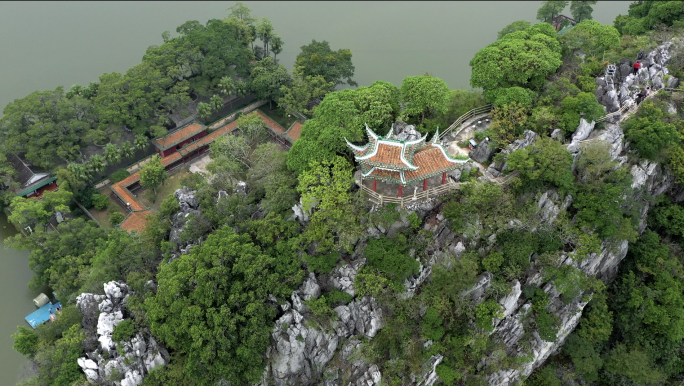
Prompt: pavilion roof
<box><xmin>350</xmin><ymin>126</ymin><xmax>468</xmax><ymax>185</ymax></box>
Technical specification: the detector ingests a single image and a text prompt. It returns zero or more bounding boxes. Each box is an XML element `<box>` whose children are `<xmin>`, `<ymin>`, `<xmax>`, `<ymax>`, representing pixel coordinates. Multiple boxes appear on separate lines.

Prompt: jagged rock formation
<box><xmin>168</xmin><ymin>187</ymin><xmax>202</xmax><ymax>259</ymax></box>
<box><xmin>393</xmin><ymin>121</ymin><xmax>422</xmax><ymax>141</ymax></box>
<box><xmin>469</xmin><ymin>138</ymin><xmax>496</xmax><ymax>163</ymax></box>
<box><xmin>77</xmin><ymin>282</ymin><xmax>167</xmax><ymax>386</ymax></box>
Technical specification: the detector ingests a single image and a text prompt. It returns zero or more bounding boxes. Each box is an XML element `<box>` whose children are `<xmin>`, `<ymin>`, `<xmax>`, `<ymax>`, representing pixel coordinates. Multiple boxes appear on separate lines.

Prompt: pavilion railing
<box><xmin>359</xmin><ymin>181</ymin><xmax>462</xmax><ymax>208</ymax></box>
<box><xmin>439</xmin><ymin>104</ymin><xmax>494</xmax><ymax>141</ymax></box>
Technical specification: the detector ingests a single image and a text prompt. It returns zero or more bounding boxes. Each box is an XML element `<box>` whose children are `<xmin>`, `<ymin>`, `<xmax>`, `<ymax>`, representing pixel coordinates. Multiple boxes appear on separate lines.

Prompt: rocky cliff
<box><xmin>256</xmin><ymin>39</ymin><xmax>683</xmax><ymax>386</ymax></box>
<box><xmin>76</xmin><ymin>281</ymin><xmax>168</xmax><ymax>386</ymax></box>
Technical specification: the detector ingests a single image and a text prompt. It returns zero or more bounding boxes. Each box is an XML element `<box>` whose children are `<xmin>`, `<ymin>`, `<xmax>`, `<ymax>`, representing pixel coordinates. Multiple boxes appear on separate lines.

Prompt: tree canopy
<box><xmin>287</xmin><ymin>80</ymin><xmax>400</xmax><ymax>174</ymax></box>
<box><xmin>139</xmin><ymin>155</ymin><xmax>168</xmax><ymax>194</ymax></box>
<box><xmin>470</xmin><ymin>23</ymin><xmax>562</xmax><ymax>102</ymax></box>
<box><xmin>145</xmin><ymin>226</ymin><xmax>301</xmax><ymax>384</ymax></box>
<box><xmin>294</xmin><ymin>40</ymin><xmax>357</xmax><ymax>88</ymax></box>
<box><xmin>400</xmin><ymin>75</ymin><xmax>451</xmax><ymax>124</ymax></box>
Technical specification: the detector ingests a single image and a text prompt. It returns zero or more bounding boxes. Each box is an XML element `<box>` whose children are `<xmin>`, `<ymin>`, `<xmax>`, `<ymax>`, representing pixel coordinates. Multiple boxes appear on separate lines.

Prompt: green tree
<box><xmin>8</xmin><ymin>189</ymin><xmax>73</xmax><ymax>229</ymax></box>
<box><xmin>561</xmin><ymin>20</ymin><xmax>620</xmax><ymax>57</ymax></box>
<box><xmin>506</xmin><ymin>137</ymin><xmax>574</xmax><ymax>191</ymax></box>
<box><xmin>210</xmin><ymin>94</ymin><xmax>223</xmax><ymax>111</ymax></box>
<box><xmin>295</xmin><ymin>40</ymin><xmax>357</xmax><ymax>87</ymax></box>
<box><xmin>33</xmin><ymin>324</ymin><xmax>86</xmax><ymax>386</ymax></box>
<box><xmin>134</xmin><ymin>134</ymin><xmax>148</xmax><ymax>151</ymax></box>
<box><xmin>218</xmin><ymin>76</ymin><xmax>235</xmax><ymax>95</ymax></box>
<box><xmin>470</xmin><ymin>23</ymin><xmax>562</xmax><ymax>99</ymax></box>
<box><xmin>120</xmin><ymin>141</ymin><xmax>136</xmax><ymax>159</ymax></box>
<box><xmin>497</xmin><ymin>20</ymin><xmax>531</xmax><ymax>39</ymax></box>
<box><xmin>365</xmin><ymin>235</ymin><xmax>419</xmax><ymax>287</ymax></box>
<box><xmin>197</xmin><ymin>102</ymin><xmax>213</xmax><ymax>120</ymax></box>
<box><xmin>139</xmin><ymin>155</ymin><xmax>168</xmax><ymax>194</ymax></box>
<box><xmin>88</xmin><ymin>154</ymin><xmax>107</xmax><ymax>175</ymax></box>
<box><xmin>109</xmin><ymin>211</ymin><xmax>125</xmax><ymax>227</ymax></box>
<box><xmin>624</xmin><ymin>102</ymin><xmax>678</xmax><ymax>161</ymax></box>
<box><xmin>12</xmin><ymin>326</ymin><xmax>39</xmax><ymax>357</ymax></box>
<box><xmin>297</xmin><ymin>156</ymin><xmax>361</xmax><ymax>252</ymax></box>
<box><xmin>488</xmin><ymin>102</ymin><xmax>529</xmax><ymax>147</ymax></box>
<box><xmin>145</xmin><ymin>227</ymin><xmax>301</xmax><ymax>384</ymax></box>
<box><xmin>537</xmin><ymin>1</ymin><xmax>569</xmax><ymax>23</ymax></box>
<box><xmin>570</xmin><ymin>1</ymin><xmax>597</xmax><ymax>22</ymax></box>
<box><xmin>8</xmin><ymin>218</ymin><xmax>106</xmax><ymax>294</ymax></box>
<box><xmin>603</xmin><ymin>344</ymin><xmax>664</xmax><ymax>385</ymax></box>
<box><xmin>249</xmin><ymin>57</ymin><xmax>293</xmax><ymax>110</ymax></box>
<box><xmin>287</xmin><ymin>81</ymin><xmax>400</xmax><ymax>174</ymax></box>
<box><xmin>400</xmin><ymin>75</ymin><xmax>451</xmax><ymax>124</ymax></box>
<box><xmin>558</xmin><ymin>92</ymin><xmax>605</xmax><ymax>134</ymax></box>
<box><xmin>279</xmin><ymin>74</ymin><xmax>333</xmax><ymax>116</ymax></box>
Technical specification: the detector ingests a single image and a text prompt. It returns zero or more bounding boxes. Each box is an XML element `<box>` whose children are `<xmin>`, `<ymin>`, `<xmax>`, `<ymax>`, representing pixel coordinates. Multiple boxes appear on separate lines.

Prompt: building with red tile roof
<box><xmin>346</xmin><ymin>125</ymin><xmax>468</xmax><ymax>197</ymax></box>
<box><xmin>283</xmin><ymin>121</ymin><xmax>304</xmax><ymax>143</ymax></box>
<box><xmin>152</xmin><ymin>121</ymin><xmax>208</xmax><ymax>157</ymax></box>
<box><xmin>111</xmin><ymin>112</ymin><xmax>269</xmax><ymax>233</ymax></box>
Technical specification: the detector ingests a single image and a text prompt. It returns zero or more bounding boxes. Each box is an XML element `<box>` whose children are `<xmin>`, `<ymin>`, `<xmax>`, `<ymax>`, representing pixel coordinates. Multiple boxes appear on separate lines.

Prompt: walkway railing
<box><xmin>439</xmin><ymin>104</ymin><xmax>494</xmax><ymax>141</ymax></box>
<box><xmin>359</xmin><ymin>181</ymin><xmax>462</xmax><ymax>208</ymax></box>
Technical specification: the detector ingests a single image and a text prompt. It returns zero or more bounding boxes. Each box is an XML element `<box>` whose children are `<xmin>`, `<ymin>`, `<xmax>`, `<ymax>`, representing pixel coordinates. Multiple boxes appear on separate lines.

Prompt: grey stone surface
<box><xmin>77</xmin><ymin>282</ymin><xmax>168</xmax><ymax>386</ymax></box>
<box><xmin>469</xmin><ymin>138</ymin><xmax>496</xmax><ymax>163</ymax></box>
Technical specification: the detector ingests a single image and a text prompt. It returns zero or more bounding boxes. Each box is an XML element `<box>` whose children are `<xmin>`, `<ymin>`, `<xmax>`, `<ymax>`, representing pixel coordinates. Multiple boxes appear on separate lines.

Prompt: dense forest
<box><xmin>5</xmin><ymin>1</ymin><xmax>684</xmax><ymax>385</ymax></box>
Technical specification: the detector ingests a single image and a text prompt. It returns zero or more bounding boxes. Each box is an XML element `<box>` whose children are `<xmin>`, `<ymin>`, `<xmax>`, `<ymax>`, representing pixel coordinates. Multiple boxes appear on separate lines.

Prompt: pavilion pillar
<box><xmin>442</xmin><ymin>172</ymin><xmax>447</xmax><ymax>185</ymax></box>
<box><xmin>373</xmin><ymin>180</ymin><xmax>377</xmax><ymax>192</ymax></box>
<box><xmin>423</xmin><ymin>179</ymin><xmax>428</xmax><ymax>191</ymax></box>
<box><xmin>398</xmin><ymin>185</ymin><xmax>403</xmax><ymax>197</ymax></box>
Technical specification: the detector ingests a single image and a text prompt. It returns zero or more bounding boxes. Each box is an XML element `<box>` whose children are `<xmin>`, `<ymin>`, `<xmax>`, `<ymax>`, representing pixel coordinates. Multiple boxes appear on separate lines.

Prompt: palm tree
<box><xmin>89</xmin><ymin>155</ymin><xmax>107</xmax><ymax>175</ymax></box>
<box><xmin>218</xmin><ymin>76</ymin><xmax>235</xmax><ymax>95</ymax></box>
<box><xmin>235</xmin><ymin>81</ymin><xmax>249</xmax><ymax>98</ymax></box>
<box><xmin>210</xmin><ymin>94</ymin><xmax>223</xmax><ymax>111</ymax></box>
<box><xmin>103</xmin><ymin>143</ymin><xmax>121</xmax><ymax>165</ymax></box>
<box><xmin>67</xmin><ymin>162</ymin><xmax>90</xmax><ymax>183</ymax></box>
<box><xmin>120</xmin><ymin>141</ymin><xmax>136</xmax><ymax>160</ymax></box>
<box><xmin>134</xmin><ymin>134</ymin><xmax>148</xmax><ymax>151</ymax></box>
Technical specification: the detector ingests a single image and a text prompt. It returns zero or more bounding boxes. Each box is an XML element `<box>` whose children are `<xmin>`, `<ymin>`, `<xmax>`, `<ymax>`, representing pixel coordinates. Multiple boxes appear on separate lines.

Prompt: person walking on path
<box><xmin>633</xmin><ymin>61</ymin><xmax>642</xmax><ymax>75</ymax></box>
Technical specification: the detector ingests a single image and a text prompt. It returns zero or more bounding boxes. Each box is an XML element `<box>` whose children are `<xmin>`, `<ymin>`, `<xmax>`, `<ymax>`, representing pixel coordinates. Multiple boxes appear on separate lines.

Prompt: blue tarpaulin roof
<box><xmin>25</xmin><ymin>301</ymin><xmax>61</xmax><ymax>329</ymax></box>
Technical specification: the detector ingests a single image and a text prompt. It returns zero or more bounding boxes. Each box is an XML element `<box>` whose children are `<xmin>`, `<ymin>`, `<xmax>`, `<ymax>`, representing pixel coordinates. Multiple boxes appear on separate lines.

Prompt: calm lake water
<box><xmin>0</xmin><ymin>1</ymin><xmax>630</xmax><ymax>383</ymax></box>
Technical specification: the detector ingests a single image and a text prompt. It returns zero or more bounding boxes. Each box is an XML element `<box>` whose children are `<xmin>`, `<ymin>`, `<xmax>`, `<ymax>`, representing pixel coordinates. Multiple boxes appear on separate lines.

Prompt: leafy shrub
<box><xmin>109</xmin><ymin>169</ymin><xmax>130</xmax><ymax>184</ymax></box>
<box><xmin>112</xmin><ymin>319</ymin><xmax>135</xmax><ymax>343</ymax></box>
<box><xmin>365</xmin><ymin>235</ymin><xmax>419</xmax><ymax>286</ymax></box>
<box><xmin>304</xmin><ymin>297</ymin><xmax>336</xmax><ymax>326</ymax></box>
<box><xmin>482</xmin><ymin>250</ymin><xmax>504</xmax><ymax>273</ymax></box>
<box><xmin>421</xmin><ymin>307</ymin><xmax>445</xmax><ymax>340</ymax></box>
<box><xmin>303</xmin><ymin>252</ymin><xmax>339</xmax><ymax>274</ymax></box>
<box><xmin>324</xmin><ymin>289</ymin><xmax>352</xmax><ymax>307</ymax></box>
<box><xmin>559</xmin><ymin>92</ymin><xmax>605</xmax><ymax>134</ymax></box>
<box><xmin>91</xmin><ymin>193</ymin><xmax>110</xmax><ymax>210</ymax></box>
<box><xmin>475</xmin><ymin>299</ymin><xmax>503</xmax><ymax>331</ymax></box>
<box><xmin>12</xmin><ymin>326</ymin><xmax>39</xmax><ymax>357</ymax></box>
<box><xmin>532</xmin><ymin>289</ymin><xmax>559</xmax><ymax>342</ymax></box>
<box><xmin>407</xmin><ymin>212</ymin><xmax>421</xmax><ymax>229</ymax></box>
<box><xmin>436</xmin><ymin>362</ymin><xmax>461</xmax><ymax>384</ymax></box>
<box><xmin>487</xmin><ymin>86</ymin><xmax>537</xmax><ymax>107</ymax></box>
<box><xmin>109</xmin><ymin>212</ymin><xmax>125</xmax><ymax>227</ymax></box>
<box><xmin>75</xmin><ymin>185</ymin><xmax>97</xmax><ymax>209</ymax></box>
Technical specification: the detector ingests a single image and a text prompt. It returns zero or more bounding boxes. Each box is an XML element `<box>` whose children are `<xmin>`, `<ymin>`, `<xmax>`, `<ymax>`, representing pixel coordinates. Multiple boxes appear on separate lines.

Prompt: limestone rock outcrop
<box><xmin>77</xmin><ymin>281</ymin><xmax>167</xmax><ymax>386</ymax></box>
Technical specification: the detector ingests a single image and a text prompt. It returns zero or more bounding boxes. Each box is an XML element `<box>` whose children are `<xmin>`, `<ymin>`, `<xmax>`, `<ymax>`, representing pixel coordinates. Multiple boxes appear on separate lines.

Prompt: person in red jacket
<box><xmin>633</xmin><ymin>61</ymin><xmax>642</xmax><ymax>75</ymax></box>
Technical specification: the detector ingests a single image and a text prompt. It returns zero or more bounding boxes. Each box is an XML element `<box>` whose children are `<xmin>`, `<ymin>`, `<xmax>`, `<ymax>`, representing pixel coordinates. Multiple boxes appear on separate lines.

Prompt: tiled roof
<box><xmin>111</xmin><ymin>176</ymin><xmax>144</xmax><ymax>211</ymax></box>
<box><xmin>284</xmin><ymin>121</ymin><xmax>303</xmax><ymax>142</ymax></box>
<box><xmin>120</xmin><ymin>210</ymin><xmax>152</xmax><ymax>232</ymax></box>
<box><xmin>153</xmin><ymin>122</ymin><xmax>207</xmax><ymax>151</ymax></box>
<box><xmin>404</xmin><ymin>146</ymin><xmax>461</xmax><ymax>182</ymax></box>
<box><xmin>253</xmin><ymin>110</ymin><xmax>286</xmax><ymax>134</ymax></box>
<box><xmin>111</xmin><ymin>110</ymin><xmax>283</xmax><ymax>233</ymax></box>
